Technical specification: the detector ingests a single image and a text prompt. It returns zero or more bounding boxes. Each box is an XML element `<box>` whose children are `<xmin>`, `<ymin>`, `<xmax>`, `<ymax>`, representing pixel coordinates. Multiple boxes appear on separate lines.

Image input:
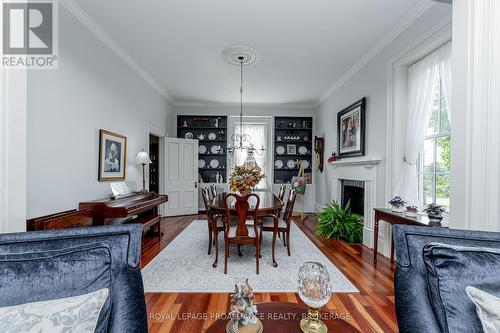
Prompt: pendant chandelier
<box><xmin>227</xmin><ymin>56</ymin><xmax>266</xmax><ymax>157</ymax></box>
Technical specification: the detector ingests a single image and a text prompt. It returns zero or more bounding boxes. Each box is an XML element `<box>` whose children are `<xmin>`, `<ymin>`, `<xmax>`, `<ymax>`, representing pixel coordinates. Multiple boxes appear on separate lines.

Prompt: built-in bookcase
<box><xmin>273</xmin><ymin>116</ymin><xmax>313</xmax><ymax>184</ymax></box>
<box><xmin>176</xmin><ymin>115</ymin><xmax>228</xmax><ymax>184</ymax></box>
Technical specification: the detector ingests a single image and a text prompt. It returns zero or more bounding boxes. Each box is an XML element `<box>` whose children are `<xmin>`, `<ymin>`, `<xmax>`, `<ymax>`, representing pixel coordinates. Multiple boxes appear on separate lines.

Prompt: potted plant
<box><xmin>423</xmin><ymin>203</ymin><xmax>446</xmax><ymax>225</ymax></box>
<box><xmin>315</xmin><ymin>200</ymin><xmax>363</xmax><ymax>243</ymax></box>
<box><xmin>228</xmin><ymin>165</ymin><xmax>265</xmax><ymax>195</ymax></box>
<box><xmin>388</xmin><ymin>196</ymin><xmax>406</xmax><ymax>213</ymax></box>
<box><xmin>405</xmin><ymin>206</ymin><xmax>418</xmax><ymax>218</ymax></box>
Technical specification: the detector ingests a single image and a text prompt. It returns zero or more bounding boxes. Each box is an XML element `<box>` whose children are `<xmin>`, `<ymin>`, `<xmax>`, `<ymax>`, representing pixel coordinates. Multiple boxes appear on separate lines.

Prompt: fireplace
<box><xmin>341</xmin><ymin>180</ymin><xmax>365</xmax><ymax>217</ymax></box>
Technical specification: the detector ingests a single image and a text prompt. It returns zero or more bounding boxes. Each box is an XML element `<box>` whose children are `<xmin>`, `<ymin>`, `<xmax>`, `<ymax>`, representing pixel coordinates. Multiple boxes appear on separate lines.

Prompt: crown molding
<box><xmin>59</xmin><ymin>0</ymin><xmax>176</xmax><ymax>104</ymax></box>
<box><xmin>315</xmin><ymin>0</ymin><xmax>436</xmax><ymax>107</ymax></box>
<box><xmin>174</xmin><ymin>101</ymin><xmax>318</xmax><ymax>110</ymax></box>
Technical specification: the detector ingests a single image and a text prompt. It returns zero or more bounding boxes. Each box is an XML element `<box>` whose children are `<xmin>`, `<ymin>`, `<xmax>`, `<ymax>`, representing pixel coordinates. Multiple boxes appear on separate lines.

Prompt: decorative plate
<box><xmin>276</xmin><ymin>146</ymin><xmax>285</xmax><ymax>155</ymax></box>
<box><xmin>298</xmin><ymin>145</ymin><xmax>307</xmax><ymax>155</ymax></box>
<box><xmin>210</xmin><ymin>159</ymin><xmax>220</xmax><ymax>168</ymax></box>
<box><xmin>198</xmin><ymin>159</ymin><xmax>206</xmax><ymax>168</ymax></box>
<box><xmin>185</xmin><ymin>132</ymin><xmax>194</xmax><ymax>139</ymax></box>
<box><xmin>211</xmin><ymin>145</ymin><xmax>220</xmax><ymax>154</ymax></box>
<box><xmin>199</xmin><ymin>145</ymin><xmax>207</xmax><ymax>154</ymax></box>
<box><xmin>208</xmin><ymin>132</ymin><xmax>217</xmax><ymax>140</ymax></box>
<box><xmin>301</xmin><ymin>160</ymin><xmax>310</xmax><ymax>169</ymax></box>
<box><xmin>287</xmin><ymin>159</ymin><xmax>296</xmax><ymax>169</ymax></box>
<box><xmin>274</xmin><ymin>160</ymin><xmax>283</xmax><ymax>169</ymax></box>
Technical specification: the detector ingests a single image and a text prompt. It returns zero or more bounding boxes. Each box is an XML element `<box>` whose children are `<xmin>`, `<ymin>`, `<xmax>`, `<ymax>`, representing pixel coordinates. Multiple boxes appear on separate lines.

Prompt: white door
<box><xmin>164</xmin><ymin>138</ymin><xmax>198</xmax><ymax>216</ymax></box>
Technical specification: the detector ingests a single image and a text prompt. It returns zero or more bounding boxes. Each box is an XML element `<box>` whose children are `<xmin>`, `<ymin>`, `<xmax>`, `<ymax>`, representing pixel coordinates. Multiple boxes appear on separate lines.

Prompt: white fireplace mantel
<box><xmin>328</xmin><ymin>156</ymin><xmax>382</xmax><ymax>169</ymax></box>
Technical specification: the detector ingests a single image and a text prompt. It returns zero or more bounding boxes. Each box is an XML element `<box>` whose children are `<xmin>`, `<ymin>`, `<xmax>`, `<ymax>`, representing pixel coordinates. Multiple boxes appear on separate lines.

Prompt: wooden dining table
<box><xmin>208</xmin><ymin>191</ymin><xmax>284</xmax><ymax>269</ymax></box>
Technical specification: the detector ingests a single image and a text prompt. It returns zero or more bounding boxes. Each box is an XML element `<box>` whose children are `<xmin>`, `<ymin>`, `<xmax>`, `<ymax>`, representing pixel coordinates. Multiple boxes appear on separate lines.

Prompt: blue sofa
<box><xmin>393</xmin><ymin>225</ymin><xmax>500</xmax><ymax>333</ymax></box>
<box><xmin>0</xmin><ymin>224</ymin><xmax>148</xmax><ymax>333</ymax></box>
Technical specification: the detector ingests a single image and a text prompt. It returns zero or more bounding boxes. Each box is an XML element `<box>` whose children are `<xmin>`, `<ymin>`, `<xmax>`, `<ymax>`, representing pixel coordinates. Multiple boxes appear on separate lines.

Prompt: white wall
<box><xmin>314</xmin><ymin>4</ymin><xmax>452</xmax><ymax>256</ymax></box>
<box><xmin>26</xmin><ymin>7</ymin><xmax>175</xmax><ymax>219</ymax></box>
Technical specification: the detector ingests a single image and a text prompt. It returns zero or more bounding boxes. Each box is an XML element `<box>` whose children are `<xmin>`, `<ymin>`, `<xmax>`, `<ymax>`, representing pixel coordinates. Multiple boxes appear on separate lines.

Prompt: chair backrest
<box><xmin>224</xmin><ymin>193</ymin><xmax>260</xmax><ymax>238</ymax></box>
<box><xmin>210</xmin><ymin>184</ymin><xmax>218</xmax><ymax>198</ymax></box>
<box><xmin>282</xmin><ymin>188</ymin><xmax>297</xmax><ymax>222</ymax></box>
<box><xmin>278</xmin><ymin>184</ymin><xmax>287</xmax><ymax>202</ymax></box>
<box><xmin>201</xmin><ymin>187</ymin><xmax>212</xmax><ymax>212</ymax></box>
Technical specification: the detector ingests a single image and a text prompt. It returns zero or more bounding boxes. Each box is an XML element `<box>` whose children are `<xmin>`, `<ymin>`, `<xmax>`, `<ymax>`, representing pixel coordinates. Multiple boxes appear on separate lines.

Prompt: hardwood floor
<box><xmin>142</xmin><ymin>215</ymin><xmax>398</xmax><ymax>333</ymax></box>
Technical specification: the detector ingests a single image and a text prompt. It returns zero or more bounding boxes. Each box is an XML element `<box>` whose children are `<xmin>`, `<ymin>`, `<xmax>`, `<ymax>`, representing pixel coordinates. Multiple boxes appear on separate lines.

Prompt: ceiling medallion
<box><xmin>222</xmin><ymin>45</ymin><xmax>260</xmax><ymax>66</ymax></box>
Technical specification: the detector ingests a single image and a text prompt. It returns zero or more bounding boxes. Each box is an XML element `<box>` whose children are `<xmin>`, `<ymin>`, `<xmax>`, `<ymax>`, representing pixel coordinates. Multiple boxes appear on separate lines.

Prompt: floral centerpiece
<box><xmin>228</xmin><ymin>279</ymin><xmax>261</xmax><ymax>333</ymax></box>
<box><xmin>388</xmin><ymin>196</ymin><xmax>406</xmax><ymax>213</ymax></box>
<box><xmin>229</xmin><ymin>165</ymin><xmax>265</xmax><ymax>195</ymax></box>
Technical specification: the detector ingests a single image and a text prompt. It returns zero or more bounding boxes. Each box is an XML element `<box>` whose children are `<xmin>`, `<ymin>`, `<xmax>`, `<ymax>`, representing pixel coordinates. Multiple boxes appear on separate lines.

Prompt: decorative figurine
<box><xmin>215</xmin><ymin>117</ymin><xmax>220</xmax><ymax>128</ymax></box>
<box><xmin>227</xmin><ymin>279</ymin><xmax>262</xmax><ymax>333</ymax></box>
<box><xmin>182</xmin><ymin>120</ymin><xmax>188</xmax><ymax>127</ymax></box>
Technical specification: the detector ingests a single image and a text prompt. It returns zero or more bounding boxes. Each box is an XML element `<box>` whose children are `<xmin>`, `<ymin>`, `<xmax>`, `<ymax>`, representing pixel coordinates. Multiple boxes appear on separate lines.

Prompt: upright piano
<box><xmin>28</xmin><ymin>192</ymin><xmax>167</xmax><ymax>240</ymax></box>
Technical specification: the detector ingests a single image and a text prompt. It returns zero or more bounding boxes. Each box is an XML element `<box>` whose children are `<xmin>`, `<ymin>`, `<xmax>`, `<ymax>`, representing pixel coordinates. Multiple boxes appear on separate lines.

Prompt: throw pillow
<box><xmin>466</xmin><ymin>286</ymin><xmax>500</xmax><ymax>333</ymax></box>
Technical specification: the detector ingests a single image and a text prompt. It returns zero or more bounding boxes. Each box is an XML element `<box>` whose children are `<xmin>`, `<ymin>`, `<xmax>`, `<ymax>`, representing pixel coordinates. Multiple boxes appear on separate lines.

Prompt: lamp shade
<box><xmin>136</xmin><ymin>150</ymin><xmax>152</xmax><ymax>165</ymax></box>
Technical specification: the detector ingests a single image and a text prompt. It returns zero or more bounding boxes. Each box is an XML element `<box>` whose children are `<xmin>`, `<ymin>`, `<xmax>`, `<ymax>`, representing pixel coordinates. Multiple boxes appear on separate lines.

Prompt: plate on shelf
<box><xmin>208</xmin><ymin>132</ymin><xmax>217</xmax><ymax>140</ymax></box>
<box><xmin>211</xmin><ymin>145</ymin><xmax>220</xmax><ymax>154</ymax></box>
<box><xmin>199</xmin><ymin>145</ymin><xmax>207</xmax><ymax>154</ymax></box>
<box><xmin>274</xmin><ymin>160</ymin><xmax>283</xmax><ymax>169</ymax></box>
<box><xmin>301</xmin><ymin>160</ymin><xmax>310</xmax><ymax>169</ymax></box>
<box><xmin>276</xmin><ymin>146</ymin><xmax>285</xmax><ymax>155</ymax></box>
<box><xmin>298</xmin><ymin>146</ymin><xmax>307</xmax><ymax>155</ymax></box>
<box><xmin>287</xmin><ymin>159</ymin><xmax>296</xmax><ymax>169</ymax></box>
<box><xmin>210</xmin><ymin>159</ymin><xmax>220</xmax><ymax>169</ymax></box>
<box><xmin>198</xmin><ymin>159</ymin><xmax>206</xmax><ymax>168</ymax></box>
<box><xmin>185</xmin><ymin>132</ymin><xmax>194</xmax><ymax>139</ymax></box>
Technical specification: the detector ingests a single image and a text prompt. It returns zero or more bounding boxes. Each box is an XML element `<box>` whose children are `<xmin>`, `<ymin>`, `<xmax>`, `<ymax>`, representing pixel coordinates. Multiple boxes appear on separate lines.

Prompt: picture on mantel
<box><xmin>337</xmin><ymin>97</ymin><xmax>366</xmax><ymax>158</ymax></box>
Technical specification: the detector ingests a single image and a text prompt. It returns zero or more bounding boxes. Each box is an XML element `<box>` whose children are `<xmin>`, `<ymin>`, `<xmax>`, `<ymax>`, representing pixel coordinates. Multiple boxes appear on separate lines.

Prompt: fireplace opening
<box><xmin>341</xmin><ymin>180</ymin><xmax>365</xmax><ymax>217</ymax></box>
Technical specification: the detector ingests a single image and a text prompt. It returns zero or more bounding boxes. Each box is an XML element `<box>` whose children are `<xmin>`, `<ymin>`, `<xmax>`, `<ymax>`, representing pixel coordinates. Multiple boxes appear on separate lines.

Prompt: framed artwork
<box><xmin>337</xmin><ymin>97</ymin><xmax>366</xmax><ymax>158</ymax></box>
<box><xmin>98</xmin><ymin>129</ymin><xmax>127</xmax><ymax>181</ymax></box>
<box><xmin>286</xmin><ymin>144</ymin><xmax>297</xmax><ymax>155</ymax></box>
<box><xmin>314</xmin><ymin>136</ymin><xmax>324</xmax><ymax>172</ymax></box>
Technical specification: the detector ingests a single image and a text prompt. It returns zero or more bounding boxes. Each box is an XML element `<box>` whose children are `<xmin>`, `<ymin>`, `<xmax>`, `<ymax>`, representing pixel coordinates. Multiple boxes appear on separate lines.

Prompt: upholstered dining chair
<box><xmin>201</xmin><ymin>187</ymin><xmax>224</xmax><ymax>255</ymax></box>
<box><xmin>224</xmin><ymin>193</ymin><xmax>261</xmax><ymax>275</ymax></box>
<box><xmin>260</xmin><ymin>188</ymin><xmax>297</xmax><ymax>256</ymax></box>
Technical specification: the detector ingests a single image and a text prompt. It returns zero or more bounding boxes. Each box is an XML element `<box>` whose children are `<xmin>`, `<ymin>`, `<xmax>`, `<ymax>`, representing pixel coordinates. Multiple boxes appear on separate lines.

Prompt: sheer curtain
<box><xmin>230</xmin><ymin>122</ymin><xmax>270</xmax><ymax>189</ymax></box>
<box><xmin>394</xmin><ymin>42</ymin><xmax>452</xmax><ymax>206</ymax></box>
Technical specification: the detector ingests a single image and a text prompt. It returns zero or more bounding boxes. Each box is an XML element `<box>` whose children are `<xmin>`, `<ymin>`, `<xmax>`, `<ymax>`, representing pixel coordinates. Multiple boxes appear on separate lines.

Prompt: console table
<box><xmin>373</xmin><ymin>208</ymin><xmax>444</xmax><ymax>263</ymax></box>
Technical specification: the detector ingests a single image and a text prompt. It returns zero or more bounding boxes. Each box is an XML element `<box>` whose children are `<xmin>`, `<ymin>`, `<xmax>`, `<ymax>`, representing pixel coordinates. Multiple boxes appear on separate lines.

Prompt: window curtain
<box><xmin>231</xmin><ymin>122</ymin><xmax>269</xmax><ymax>189</ymax></box>
<box><xmin>394</xmin><ymin>42</ymin><xmax>452</xmax><ymax>206</ymax></box>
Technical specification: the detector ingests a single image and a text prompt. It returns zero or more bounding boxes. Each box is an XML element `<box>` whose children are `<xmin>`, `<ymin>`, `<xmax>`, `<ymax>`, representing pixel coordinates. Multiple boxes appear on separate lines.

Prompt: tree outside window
<box><xmin>418</xmin><ymin>79</ymin><xmax>451</xmax><ymax>209</ymax></box>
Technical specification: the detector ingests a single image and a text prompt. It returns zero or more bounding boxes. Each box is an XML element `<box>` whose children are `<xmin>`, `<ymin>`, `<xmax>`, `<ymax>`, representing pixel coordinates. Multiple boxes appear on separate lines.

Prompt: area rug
<box><xmin>141</xmin><ymin>220</ymin><xmax>358</xmax><ymax>293</ymax></box>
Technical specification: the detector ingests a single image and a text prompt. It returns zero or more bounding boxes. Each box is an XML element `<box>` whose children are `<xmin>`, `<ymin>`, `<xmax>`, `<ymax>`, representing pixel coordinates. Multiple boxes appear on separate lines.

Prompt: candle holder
<box><xmin>298</xmin><ymin>262</ymin><xmax>332</xmax><ymax>333</ymax></box>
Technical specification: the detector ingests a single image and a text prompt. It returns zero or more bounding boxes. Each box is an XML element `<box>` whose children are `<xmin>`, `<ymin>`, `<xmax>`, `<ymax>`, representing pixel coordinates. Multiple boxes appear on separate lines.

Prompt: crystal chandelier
<box><xmin>227</xmin><ymin>56</ymin><xmax>266</xmax><ymax>157</ymax></box>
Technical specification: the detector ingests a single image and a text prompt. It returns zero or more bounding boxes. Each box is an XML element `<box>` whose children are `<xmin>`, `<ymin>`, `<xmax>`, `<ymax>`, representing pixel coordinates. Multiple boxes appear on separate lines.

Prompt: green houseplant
<box><xmin>315</xmin><ymin>200</ymin><xmax>364</xmax><ymax>243</ymax></box>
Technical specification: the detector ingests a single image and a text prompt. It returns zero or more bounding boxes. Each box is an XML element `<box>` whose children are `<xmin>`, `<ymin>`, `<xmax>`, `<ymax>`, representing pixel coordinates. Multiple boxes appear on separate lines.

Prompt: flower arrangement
<box><xmin>388</xmin><ymin>196</ymin><xmax>406</xmax><ymax>208</ymax></box>
<box><xmin>229</xmin><ymin>165</ymin><xmax>265</xmax><ymax>195</ymax></box>
<box><xmin>229</xmin><ymin>279</ymin><xmax>258</xmax><ymax>329</ymax></box>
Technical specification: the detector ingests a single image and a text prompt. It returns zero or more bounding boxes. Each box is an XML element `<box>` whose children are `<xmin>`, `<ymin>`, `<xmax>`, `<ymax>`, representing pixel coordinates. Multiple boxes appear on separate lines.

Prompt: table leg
<box><xmin>374</xmin><ymin>219</ymin><xmax>379</xmax><ymax>263</ymax></box>
<box><xmin>272</xmin><ymin>215</ymin><xmax>278</xmax><ymax>268</ymax></box>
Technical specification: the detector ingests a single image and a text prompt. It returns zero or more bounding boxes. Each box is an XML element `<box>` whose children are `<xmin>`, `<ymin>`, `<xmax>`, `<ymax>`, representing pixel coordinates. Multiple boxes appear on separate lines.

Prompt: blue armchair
<box><xmin>0</xmin><ymin>224</ymin><xmax>148</xmax><ymax>333</ymax></box>
<box><xmin>393</xmin><ymin>224</ymin><xmax>500</xmax><ymax>333</ymax></box>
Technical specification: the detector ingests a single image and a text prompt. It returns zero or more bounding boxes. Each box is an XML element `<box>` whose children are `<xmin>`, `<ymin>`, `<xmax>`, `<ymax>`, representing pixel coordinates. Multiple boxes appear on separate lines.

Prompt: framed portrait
<box><xmin>98</xmin><ymin>129</ymin><xmax>127</xmax><ymax>181</ymax></box>
<box><xmin>337</xmin><ymin>97</ymin><xmax>366</xmax><ymax>158</ymax></box>
<box><xmin>286</xmin><ymin>144</ymin><xmax>297</xmax><ymax>155</ymax></box>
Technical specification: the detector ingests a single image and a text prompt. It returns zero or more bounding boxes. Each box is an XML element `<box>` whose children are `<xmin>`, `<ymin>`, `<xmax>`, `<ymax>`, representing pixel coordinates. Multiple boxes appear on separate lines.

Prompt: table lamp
<box><xmin>136</xmin><ymin>149</ymin><xmax>152</xmax><ymax>192</ymax></box>
<box><xmin>298</xmin><ymin>262</ymin><xmax>332</xmax><ymax>333</ymax></box>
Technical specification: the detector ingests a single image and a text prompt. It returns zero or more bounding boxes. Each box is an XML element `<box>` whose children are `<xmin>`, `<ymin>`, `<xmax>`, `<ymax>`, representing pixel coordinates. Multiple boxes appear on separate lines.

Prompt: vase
<box><xmin>428</xmin><ymin>215</ymin><xmax>443</xmax><ymax>226</ymax></box>
<box><xmin>239</xmin><ymin>189</ymin><xmax>251</xmax><ymax>196</ymax></box>
<box><xmin>226</xmin><ymin>319</ymin><xmax>263</xmax><ymax>333</ymax></box>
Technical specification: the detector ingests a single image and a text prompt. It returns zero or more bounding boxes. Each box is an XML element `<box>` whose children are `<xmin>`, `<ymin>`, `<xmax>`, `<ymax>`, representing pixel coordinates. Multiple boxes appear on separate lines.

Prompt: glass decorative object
<box><xmin>298</xmin><ymin>262</ymin><xmax>332</xmax><ymax>333</ymax></box>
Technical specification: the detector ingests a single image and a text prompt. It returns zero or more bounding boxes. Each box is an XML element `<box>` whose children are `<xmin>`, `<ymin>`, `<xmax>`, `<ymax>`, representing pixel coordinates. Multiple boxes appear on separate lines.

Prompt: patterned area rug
<box><xmin>141</xmin><ymin>220</ymin><xmax>358</xmax><ymax>293</ymax></box>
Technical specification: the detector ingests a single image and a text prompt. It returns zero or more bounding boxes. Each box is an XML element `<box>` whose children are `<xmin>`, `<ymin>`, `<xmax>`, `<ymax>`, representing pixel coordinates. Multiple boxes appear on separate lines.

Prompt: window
<box><xmin>418</xmin><ymin>79</ymin><xmax>451</xmax><ymax>208</ymax></box>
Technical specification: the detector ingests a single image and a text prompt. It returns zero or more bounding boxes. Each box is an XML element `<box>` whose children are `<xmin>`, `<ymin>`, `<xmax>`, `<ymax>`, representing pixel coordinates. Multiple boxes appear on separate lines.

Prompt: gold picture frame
<box><xmin>98</xmin><ymin>129</ymin><xmax>127</xmax><ymax>181</ymax></box>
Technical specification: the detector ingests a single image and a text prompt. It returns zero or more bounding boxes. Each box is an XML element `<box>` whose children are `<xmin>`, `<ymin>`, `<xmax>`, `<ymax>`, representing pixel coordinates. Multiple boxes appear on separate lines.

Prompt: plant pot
<box><xmin>428</xmin><ymin>215</ymin><xmax>443</xmax><ymax>226</ymax></box>
<box><xmin>391</xmin><ymin>205</ymin><xmax>405</xmax><ymax>213</ymax></box>
<box><xmin>226</xmin><ymin>319</ymin><xmax>263</xmax><ymax>333</ymax></box>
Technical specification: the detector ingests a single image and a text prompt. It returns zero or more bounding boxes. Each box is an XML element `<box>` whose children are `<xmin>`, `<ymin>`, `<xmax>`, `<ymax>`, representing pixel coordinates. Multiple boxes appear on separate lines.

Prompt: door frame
<box><xmin>148</xmin><ymin>125</ymin><xmax>167</xmax><ymax>216</ymax></box>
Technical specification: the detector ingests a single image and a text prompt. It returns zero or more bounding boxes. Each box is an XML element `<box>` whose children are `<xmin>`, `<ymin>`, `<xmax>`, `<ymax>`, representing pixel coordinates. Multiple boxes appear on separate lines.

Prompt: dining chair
<box><xmin>260</xmin><ymin>189</ymin><xmax>297</xmax><ymax>256</ymax></box>
<box><xmin>224</xmin><ymin>193</ymin><xmax>261</xmax><ymax>275</ymax></box>
<box><xmin>201</xmin><ymin>187</ymin><xmax>224</xmax><ymax>255</ymax></box>
<box><xmin>277</xmin><ymin>184</ymin><xmax>287</xmax><ymax>202</ymax></box>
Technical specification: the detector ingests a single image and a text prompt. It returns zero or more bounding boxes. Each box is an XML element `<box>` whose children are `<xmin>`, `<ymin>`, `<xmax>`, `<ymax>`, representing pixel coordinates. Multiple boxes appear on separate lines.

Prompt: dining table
<box><xmin>207</xmin><ymin>191</ymin><xmax>284</xmax><ymax>269</ymax></box>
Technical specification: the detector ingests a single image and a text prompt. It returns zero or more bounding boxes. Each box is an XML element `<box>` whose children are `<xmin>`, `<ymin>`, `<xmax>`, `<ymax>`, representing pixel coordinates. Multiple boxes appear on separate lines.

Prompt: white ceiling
<box><xmin>73</xmin><ymin>0</ymin><xmax>422</xmax><ymax>106</ymax></box>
